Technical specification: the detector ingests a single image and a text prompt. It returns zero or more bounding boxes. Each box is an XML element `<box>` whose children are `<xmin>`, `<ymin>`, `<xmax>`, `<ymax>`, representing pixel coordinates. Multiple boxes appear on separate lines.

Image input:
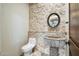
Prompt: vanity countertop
<box><xmin>44</xmin><ymin>36</ymin><xmax>66</xmax><ymax>41</ymax></box>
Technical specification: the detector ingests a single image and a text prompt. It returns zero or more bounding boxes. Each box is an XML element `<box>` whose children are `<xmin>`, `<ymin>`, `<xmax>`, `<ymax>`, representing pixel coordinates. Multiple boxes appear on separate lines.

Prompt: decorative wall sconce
<box><xmin>47</xmin><ymin>13</ymin><xmax>60</xmax><ymax>28</ymax></box>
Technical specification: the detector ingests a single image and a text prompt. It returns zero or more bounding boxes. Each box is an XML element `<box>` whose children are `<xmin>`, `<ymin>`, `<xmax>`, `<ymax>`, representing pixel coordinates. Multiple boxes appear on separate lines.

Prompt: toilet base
<box><xmin>24</xmin><ymin>49</ymin><xmax>32</xmax><ymax>56</ymax></box>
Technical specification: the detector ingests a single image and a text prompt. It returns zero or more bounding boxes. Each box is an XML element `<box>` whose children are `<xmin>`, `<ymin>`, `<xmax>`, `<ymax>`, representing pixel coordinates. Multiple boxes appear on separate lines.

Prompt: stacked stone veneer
<box><xmin>29</xmin><ymin>3</ymin><xmax>69</xmax><ymax>56</ymax></box>
<box><xmin>29</xmin><ymin>3</ymin><xmax>69</xmax><ymax>33</ymax></box>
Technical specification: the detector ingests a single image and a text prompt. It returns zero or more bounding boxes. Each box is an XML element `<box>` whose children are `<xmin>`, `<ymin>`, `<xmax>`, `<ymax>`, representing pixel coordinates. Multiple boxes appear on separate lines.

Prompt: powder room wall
<box><xmin>29</xmin><ymin>3</ymin><xmax>69</xmax><ymax>39</ymax></box>
<box><xmin>0</xmin><ymin>4</ymin><xmax>29</xmax><ymax>56</ymax></box>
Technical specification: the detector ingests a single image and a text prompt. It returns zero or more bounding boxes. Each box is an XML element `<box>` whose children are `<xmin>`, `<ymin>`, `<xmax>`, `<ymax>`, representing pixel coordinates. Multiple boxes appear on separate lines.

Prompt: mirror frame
<box><xmin>47</xmin><ymin>13</ymin><xmax>60</xmax><ymax>28</ymax></box>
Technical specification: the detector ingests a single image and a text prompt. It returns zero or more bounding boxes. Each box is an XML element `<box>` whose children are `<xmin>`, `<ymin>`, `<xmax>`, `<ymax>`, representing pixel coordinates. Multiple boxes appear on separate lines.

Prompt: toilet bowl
<box><xmin>21</xmin><ymin>38</ymin><xmax>36</xmax><ymax>56</ymax></box>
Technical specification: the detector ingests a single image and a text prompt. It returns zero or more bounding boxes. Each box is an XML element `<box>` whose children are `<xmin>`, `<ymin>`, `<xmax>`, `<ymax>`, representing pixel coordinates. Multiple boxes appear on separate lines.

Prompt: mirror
<box><xmin>47</xmin><ymin>13</ymin><xmax>60</xmax><ymax>28</ymax></box>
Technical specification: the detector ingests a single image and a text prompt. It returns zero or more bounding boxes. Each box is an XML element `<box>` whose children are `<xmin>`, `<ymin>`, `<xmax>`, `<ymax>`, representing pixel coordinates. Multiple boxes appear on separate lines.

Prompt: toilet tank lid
<box><xmin>29</xmin><ymin>38</ymin><xmax>36</xmax><ymax>44</ymax></box>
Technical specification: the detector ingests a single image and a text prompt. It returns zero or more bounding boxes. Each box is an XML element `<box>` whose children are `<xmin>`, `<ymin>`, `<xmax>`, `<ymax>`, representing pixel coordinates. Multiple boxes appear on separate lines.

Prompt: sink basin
<box><xmin>45</xmin><ymin>35</ymin><xmax>66</xmax><ymax>40</ymax></box>
<box><xmin>47</xmin><ymin>36</ymin><xmax>61</xmax><ymax>38</ymax></box>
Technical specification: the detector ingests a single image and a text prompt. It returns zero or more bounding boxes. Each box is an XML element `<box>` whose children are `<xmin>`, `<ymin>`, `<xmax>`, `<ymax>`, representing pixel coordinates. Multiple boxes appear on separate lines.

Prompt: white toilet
<box><xmin>21</xmin><ymin>38</ymin><xmax>36</xmax><ymax>56</ymax></box>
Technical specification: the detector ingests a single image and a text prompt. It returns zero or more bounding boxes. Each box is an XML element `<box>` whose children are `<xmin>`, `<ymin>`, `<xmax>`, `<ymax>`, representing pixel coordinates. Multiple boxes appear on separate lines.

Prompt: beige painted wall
<box><xmin>0</xmin><ymin>4</ymin><xmax>29</xmax><ymax>56</ymax></box>
<box><xmin>0</xmin><ymin>4</ymin><xmax>2</xmax><ymax>54</ymax></box>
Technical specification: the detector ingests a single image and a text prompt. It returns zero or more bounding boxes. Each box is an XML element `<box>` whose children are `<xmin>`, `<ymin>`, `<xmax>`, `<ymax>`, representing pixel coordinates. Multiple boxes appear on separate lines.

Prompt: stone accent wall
<box><xmin>29</xmin><ymin>3</ymin><xmax>69</xmax><ymax>34</ymax></box>
<box><xmin>29</xmin><ymin>3</ymin><xmax>69</xmax><ymax>56</ymax></box>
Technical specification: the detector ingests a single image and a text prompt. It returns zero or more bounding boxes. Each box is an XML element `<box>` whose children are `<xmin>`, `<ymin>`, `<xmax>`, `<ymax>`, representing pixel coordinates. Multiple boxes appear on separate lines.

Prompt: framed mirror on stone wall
<box><xmin>47</xmin><ymin>13</ymin><xmax>60</xmax><ymax>28</ymax></box>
